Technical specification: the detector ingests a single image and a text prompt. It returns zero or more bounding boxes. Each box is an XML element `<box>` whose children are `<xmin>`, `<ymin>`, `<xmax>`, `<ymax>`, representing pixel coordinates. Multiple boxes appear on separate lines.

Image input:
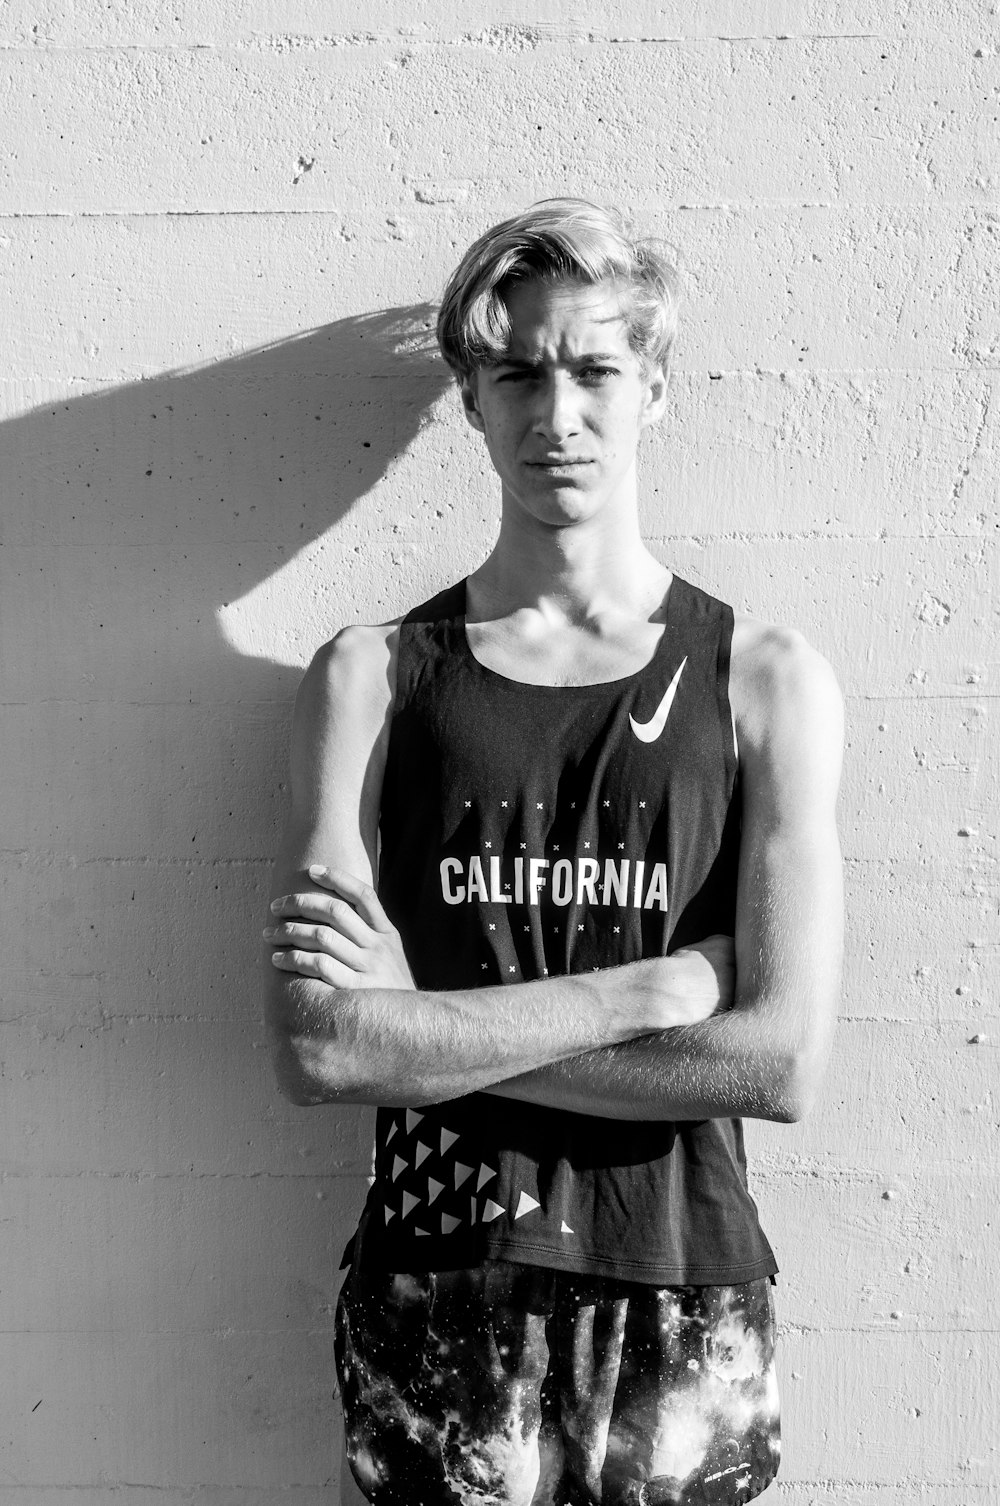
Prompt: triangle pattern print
<box><xmin>376</xmin><ymin>1110</ymin><xmax>551</xmax><ymax>1240</ymax></box>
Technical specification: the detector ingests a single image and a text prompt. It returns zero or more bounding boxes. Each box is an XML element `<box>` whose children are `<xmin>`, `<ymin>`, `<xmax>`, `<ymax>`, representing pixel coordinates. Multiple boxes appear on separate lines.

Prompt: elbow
<box><xmin>264</xmin><ymin>974</ymin><xmax>355</xmax><ymax>1106</ymax></box>
<box><xmin>272</xmin><ymin>1032</ymin><xmax>426</xmax><ymax>1109</ymax></box>
<box><xmin>751</xmin><ymin>995</ymin><xmax>835</xmax><ymax>1123</ymax></box>
<box><xmin>263</xmin><ymin>974</ymin><xmax>428</xmax><ymax>1109</ymax></box>
<box><xmin>271</xmin><ymin>1035</ymin><xmax>329</xmax><ymax>1106</ymax></box>
<box><xmin>769</xmin><ymin>1081</ymin><xmax>811</xmax><ymax>1125</ymax></box>
<box><xmin>769</xmin><ymin>1042</ymin><xmax>828</xmax><ymax>1123</ymax></box>
<box><xmin>265</xmin><ymin>1019</ymin><xmax>330</xmax><ymax>1105</ymax></box>
<box><xmin>270</xmin><ymin>1027</ymin><xmax>367</xmax><ymax>1106</ymax></box>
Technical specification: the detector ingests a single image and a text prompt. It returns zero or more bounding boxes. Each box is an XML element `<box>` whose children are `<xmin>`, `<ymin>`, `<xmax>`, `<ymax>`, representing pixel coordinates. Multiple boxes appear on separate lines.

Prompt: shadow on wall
<box><xmin>5</xmin><ymin>298</ymin><xmax>454</xmax><ymax>1016</ymax></box>
<box><xmin>7</xmin><ymin>303</ymin><xmax>453</xmax><ymax>700</ymax></box>
<box><xmin>2</xmin><ymin>307</ymin><xmax>453</xmax><ymax>1479</ymax></box>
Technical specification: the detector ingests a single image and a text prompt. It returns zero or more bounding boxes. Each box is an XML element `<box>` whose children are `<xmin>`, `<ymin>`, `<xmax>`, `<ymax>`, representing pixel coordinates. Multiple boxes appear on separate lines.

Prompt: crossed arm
<box><xmin>264</xmin><ymin>620</ymin><xmax>843</xmax><ymax>1123</ymax></box>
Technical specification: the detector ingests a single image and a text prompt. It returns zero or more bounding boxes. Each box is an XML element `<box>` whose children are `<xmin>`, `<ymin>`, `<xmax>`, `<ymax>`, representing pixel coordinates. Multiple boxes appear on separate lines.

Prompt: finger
<box><xmin>307</xmin><ymin>866</ymin><xmax>394</xmax><ymax>933</ymax></box>
<box><xmin>263</xmin><ymin>921</ymin><xmax>367</xmax><ymax>971</ymax></box>
<box><xmin>270</xmin><ymin>947</ymin><xmax>356</xmax><ymax>988</ymax></box>
<box><xmin>298</xmin><ymin>865</ymin><xmax>343</xmax><ymax>891</ymax></box>
<box><xmin>270</xmin><ymin>890</ymin><xmax>374</xmax><ymax>945</ymax></box>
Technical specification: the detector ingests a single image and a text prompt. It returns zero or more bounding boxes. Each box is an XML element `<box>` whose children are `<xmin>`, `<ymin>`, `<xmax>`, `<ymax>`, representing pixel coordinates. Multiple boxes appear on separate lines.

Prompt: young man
<box><xmin>264</xmin><ymin>200</ymin><xmax>844</xmax><ymax>1506</ymax></box>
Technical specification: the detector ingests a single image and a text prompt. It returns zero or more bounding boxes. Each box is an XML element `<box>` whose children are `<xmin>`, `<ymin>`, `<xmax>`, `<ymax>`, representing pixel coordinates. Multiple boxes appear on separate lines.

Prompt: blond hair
<box><xmin>436</xmin><ymin>199</ymin><xmax>680</xmax><ymax>379</ymax></box>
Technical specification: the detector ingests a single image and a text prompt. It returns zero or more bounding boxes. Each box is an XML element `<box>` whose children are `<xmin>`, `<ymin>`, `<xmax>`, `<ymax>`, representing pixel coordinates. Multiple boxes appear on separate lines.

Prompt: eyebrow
<box><xmin>496</xmin><ymin>351</ymin><xmax>622</xmax><ymax>367</ymax></box>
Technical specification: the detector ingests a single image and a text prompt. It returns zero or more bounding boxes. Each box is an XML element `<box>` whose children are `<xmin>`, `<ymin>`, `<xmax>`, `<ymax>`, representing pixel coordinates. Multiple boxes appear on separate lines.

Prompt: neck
<box><xmin>472</xmin><ymin>486</ymin><xmax>668</xmax><ymax>622</ymax></box>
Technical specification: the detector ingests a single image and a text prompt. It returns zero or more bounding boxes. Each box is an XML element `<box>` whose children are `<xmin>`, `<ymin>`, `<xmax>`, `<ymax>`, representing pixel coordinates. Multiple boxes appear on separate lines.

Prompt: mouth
<box><xmin>526</xmin><ymin>458</ymin><xmax>592</xmax><ymax>471</ymax></box>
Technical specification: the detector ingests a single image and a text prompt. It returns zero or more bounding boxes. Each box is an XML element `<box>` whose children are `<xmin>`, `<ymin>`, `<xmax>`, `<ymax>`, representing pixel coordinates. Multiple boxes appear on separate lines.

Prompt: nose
<box><xmin>531</xmin><ymin>372</ymin><xmax>581</xmax><ymax>443</ymax></box>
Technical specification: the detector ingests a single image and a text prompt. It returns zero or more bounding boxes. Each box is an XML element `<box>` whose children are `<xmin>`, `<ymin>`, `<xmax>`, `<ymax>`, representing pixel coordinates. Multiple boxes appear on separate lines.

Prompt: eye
<box><xmin>579</xmin><ymin>365</ymin><xmax>619</xmax><ymax>383</ymax></box>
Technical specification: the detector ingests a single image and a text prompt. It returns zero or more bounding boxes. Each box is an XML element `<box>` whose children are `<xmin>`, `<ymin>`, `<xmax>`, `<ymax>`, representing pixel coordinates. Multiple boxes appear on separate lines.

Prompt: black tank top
<box><xmin>349</xmin><ymin>575</ymin><xmax>777</xmax><ymax>1285</ymax></box>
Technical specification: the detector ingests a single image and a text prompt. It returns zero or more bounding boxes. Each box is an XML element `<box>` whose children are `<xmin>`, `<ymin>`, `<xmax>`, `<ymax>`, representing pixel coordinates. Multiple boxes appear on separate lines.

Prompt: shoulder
<box><xmin>731</xmin><ymin>615</ymin><xmax>842</xmax><ymax>723</ymax></box>
<box><xmin>289</xmin><ymin>622</ymin><xmax>403</xmax><ymax>780</ymax></box>
<box><xmin>297</xmin><ymin>621</ymin><xmax>401</xmax><ymax>718</ymax></box>
<box><xmin>730</xmin><ymin>615</ymin><xmax>844</xmax><ymax>774</ymax></box>
<box><xmin>307</xmin><ymin>620</ymin><xmax>402</xmax><ymax>682</ymax></box>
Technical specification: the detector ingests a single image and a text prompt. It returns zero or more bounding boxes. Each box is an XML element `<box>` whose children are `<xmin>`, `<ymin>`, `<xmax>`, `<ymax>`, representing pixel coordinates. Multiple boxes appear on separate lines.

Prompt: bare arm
<box><xmin>484</xmin><ymin>627</ymin><xmax>844</xmax><ymax>1122</ymax></box>
<box><xmin>265</xmin><ymin>627</ymin><xmax>727</xmax><ymax>1106</ymax></box>
<box><xmin>263</xmin><ymin>622</ymin><xmax>396</xmax><ymax>1101</ymax></box>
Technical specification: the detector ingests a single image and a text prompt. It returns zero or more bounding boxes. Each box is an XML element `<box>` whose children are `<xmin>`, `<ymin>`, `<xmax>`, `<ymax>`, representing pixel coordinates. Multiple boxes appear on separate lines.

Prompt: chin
<box><xmin>532</xmin><ymin>496</ymin><xmax>600</xmax><ymax>529</ymax></box>
<box><xmin>503</xmin><ymin>470</ymin><xmax>613</xmax><ymax>528</ymax></box>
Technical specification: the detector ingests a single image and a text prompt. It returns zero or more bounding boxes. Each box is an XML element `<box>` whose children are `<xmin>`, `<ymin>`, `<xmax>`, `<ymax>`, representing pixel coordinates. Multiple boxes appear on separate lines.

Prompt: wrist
<box><xmin>649</xmin><ymin>951</ymin><xmax>723</xmax><ymax>1029</ymax></box>
<box><xmin>585</xmin><ymin>957</ymin><xmax>697</xmax><ymax>1036</ymax></box>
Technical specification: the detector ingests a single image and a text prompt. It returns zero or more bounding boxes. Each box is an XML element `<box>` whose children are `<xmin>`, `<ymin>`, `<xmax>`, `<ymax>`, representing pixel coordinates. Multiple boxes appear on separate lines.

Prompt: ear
<box><xmin>460</xmin><ymin>373</ymin><xmax>486</xmax><ymax>434</ymax></box>
<box><xmin>639</xmin><ymin>362</ymin><xmax>668</xmax><ymax>429</ymax></box>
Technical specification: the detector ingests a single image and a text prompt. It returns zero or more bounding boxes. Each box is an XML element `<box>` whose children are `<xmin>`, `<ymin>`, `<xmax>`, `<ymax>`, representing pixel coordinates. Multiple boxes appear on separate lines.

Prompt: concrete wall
<box><xmin>1</xmin><ymin>2</ymin><xmax>996</xmax><ymax>1500</ymax></box>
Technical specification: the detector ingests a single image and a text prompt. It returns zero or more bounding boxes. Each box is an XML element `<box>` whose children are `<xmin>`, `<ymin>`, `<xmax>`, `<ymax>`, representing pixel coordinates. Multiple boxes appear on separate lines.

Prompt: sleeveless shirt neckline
<box><xmin>458</xmin><ymin>574</ymin><xmax>687</xmax><ymax>695</ymax></box>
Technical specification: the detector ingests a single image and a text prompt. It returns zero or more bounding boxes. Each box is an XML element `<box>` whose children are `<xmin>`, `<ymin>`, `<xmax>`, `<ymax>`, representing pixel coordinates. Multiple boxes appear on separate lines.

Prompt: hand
<box><xmin>265</xmin><ymin>866</ymin><xmax>415</xmax><ymax>990</ymax></box>
<box><xmin>665</xmin><ymin>933</ymin><xmax>736</xmax><ymax>1024</ymax></box>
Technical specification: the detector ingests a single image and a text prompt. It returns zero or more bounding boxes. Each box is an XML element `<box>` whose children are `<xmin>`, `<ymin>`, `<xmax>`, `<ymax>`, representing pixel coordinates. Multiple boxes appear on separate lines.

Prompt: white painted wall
<box><xmin>1</xmin><ymin>3</ymin><xmax>996</xmax><ymax>1501</ymax></box>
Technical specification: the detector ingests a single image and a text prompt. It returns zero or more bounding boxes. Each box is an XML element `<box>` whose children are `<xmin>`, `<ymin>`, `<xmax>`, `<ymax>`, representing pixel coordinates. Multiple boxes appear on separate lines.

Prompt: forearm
<box><xmin>487</xmin><ymin>995</ymin><xmax>822</xmax><ymax>1123</ymax></box>
<box><xmin>267</xmin><ymin>952</ymin><xmax>717</xmax><ymax>1107</ymax></box>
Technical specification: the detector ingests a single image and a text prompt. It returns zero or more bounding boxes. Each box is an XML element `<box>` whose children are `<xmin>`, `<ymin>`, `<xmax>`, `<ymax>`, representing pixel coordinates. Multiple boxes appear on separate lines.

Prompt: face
<box><xmin>461</xmin><ymin>278</ymin><xmax>667</xmax><ymax>529</ymax></box>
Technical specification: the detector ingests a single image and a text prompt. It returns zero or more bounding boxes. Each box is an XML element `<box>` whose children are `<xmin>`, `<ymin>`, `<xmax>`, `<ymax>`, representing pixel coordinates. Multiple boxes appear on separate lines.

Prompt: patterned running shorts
<box><xmin>335</xmin><ymin>1259</ymin><xmax>780</xmax><ymax>1506</ymax></box>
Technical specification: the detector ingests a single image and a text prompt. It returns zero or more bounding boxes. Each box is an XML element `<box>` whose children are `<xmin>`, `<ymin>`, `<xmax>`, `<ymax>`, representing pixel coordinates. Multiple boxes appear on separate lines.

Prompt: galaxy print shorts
<box><xmin>335</xmin><ymin>1259</ymin><xmax>780</xmax><ymax>1505</ymax></box>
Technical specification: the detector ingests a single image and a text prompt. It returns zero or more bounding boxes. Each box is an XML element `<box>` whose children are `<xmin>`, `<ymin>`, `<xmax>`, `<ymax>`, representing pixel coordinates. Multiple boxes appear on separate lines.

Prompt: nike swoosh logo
<box><xmin>629</xmin><ymin>656</ymin><xmax>687</xmax><ymax>743</ymax></box>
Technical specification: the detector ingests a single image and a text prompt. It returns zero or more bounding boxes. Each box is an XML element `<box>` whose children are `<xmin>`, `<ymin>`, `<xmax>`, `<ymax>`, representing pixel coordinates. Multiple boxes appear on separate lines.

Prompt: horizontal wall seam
<box><xmin>0</xmin><ymin>32</ymin><xmax>895</xmax><ymax>54</ymax></box>
<box><xmin>2</xmin><ymin>202</ymin><xmax>996</xmax><ymax>220</ymax></box>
